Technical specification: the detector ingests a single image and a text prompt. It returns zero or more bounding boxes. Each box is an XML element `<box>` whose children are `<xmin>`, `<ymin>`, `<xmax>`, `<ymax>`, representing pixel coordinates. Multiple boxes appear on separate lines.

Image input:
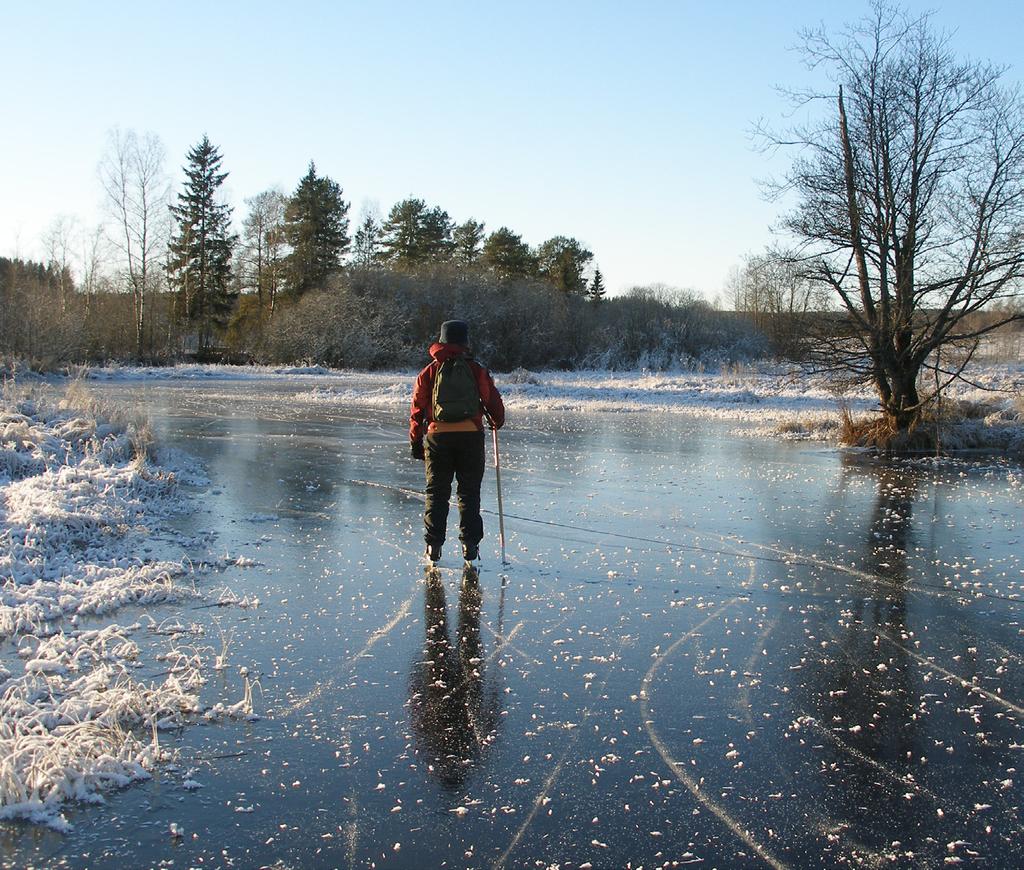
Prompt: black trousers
<box><xmin>424</xmin><ymin>431</ymin><xmax>485</xmax><ymax>547</ymax></box>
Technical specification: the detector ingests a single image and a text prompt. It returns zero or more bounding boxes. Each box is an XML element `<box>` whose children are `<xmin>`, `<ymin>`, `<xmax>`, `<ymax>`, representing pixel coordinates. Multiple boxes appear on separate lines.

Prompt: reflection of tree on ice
<box><xmin>795</xmin><ymin>463</ymin><xmax>926</xmax><ymax>831</ymax></box>
<box><xmin>408</xmin><ymin>568</ymin><xmax>503</xmax><ymax>789</ymax></box>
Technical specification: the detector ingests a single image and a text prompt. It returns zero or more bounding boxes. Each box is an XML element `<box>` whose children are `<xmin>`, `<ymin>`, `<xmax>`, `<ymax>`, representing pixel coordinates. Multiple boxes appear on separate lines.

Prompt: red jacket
<box><xmin>410</xmin><ymin>343</ymin><xmax>505</xmax><ymax>442</ymax></box>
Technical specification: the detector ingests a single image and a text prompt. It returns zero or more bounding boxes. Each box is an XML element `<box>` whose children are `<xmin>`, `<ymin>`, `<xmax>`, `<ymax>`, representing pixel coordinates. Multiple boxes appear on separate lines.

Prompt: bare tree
<box><xmin>240</xmin><ymin>187</ymin><xmax>287</xmax><ymax>315</ymax></box>
<box><xmin>99</xmin><ymin>128</ymin><xmax>169</xmax><ymax>358</ymax></box>
<box><xmin>763</xmin><ymin>2</ymin><xmax>1024</xmax><ymax>434</ymax></box>
<box><xmin>42</xmin><ymin>215</ymin><xmax>78</xmax><ymax>314</ymax></box>
<box><xmin>77</xmin><ymin>224</ymin><xmax>109</xmax><ymax>301</ymax></box>
<box><xmin>729</xmin><ymin>251</ymin><xmax>830</xmax><ymax>356</ymax></box>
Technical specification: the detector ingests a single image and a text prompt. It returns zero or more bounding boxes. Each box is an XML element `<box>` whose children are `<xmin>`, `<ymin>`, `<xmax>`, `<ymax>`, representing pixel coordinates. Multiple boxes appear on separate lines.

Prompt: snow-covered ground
<box><xmin>0</xmin><ymin>384</ymin><xmax>254</xmax><ymax>831</ymax></box>
<box><xmin>89</xmin><ymin>360</ymin><xmax>1024</xmax><ymax>448</ymax></box>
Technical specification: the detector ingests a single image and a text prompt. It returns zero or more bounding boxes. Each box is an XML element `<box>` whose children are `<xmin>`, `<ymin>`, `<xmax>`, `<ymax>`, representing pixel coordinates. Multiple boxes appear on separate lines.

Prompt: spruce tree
<box><xmin>352</xmin><ymin>214</ymin><xmax>382</xmax><ymax>268</ymax></box>
<box><xmin>589</xmin><ymin>267</ymin><xmax>606</xmax><ymax>302</ymax></box>
<box><xmin>282</xmin><ymin>162</ymin><xmax>350</xmax><ymax>297</ymax></box>
<box><xmin>167</xmin><ymin>135</ymin><xmax>237</xmax><ymax>354</ymax></box>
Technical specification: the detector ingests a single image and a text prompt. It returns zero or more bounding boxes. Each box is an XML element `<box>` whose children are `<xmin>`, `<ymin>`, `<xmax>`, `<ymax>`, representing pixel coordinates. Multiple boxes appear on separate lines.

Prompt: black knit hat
<box><xmin>439</xmin><ymin>320</ymin><xmax>469</xmax><ymax>345</ymax></box>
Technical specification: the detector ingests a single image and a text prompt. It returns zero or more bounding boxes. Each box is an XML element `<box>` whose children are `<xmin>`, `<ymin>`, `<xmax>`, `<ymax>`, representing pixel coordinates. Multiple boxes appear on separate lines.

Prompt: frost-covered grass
<box><xmin>0</xmin><ymin>624</ymin><xmax>202</xmax><ymax>831</ymax></box>
<box><xmin>0</xmin><ymin>381</ymin><xmax>194</xmax><ymax>636</ymax></box>
<box><xmin>0</xmin><ymin>380</ymin><xmax>252</xmax><ymax>830</ymax></box>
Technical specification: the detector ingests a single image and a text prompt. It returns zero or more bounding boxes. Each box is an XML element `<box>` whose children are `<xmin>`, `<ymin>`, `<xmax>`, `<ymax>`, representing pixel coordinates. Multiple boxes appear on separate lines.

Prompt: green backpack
<box><xmin>432</xmin><ymin>357</ymin><xmax>481</xmax><ymax>422</ymax></box>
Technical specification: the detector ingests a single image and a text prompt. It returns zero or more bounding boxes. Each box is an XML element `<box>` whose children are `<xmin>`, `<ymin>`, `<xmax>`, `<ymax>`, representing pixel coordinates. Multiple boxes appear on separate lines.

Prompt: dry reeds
<box><xmin>60</xmin><ymin>378</ymin><xmax>154</xmax><ymax>463</ymax></box>
<box><xmin>838</xmin><ymin>397</ymin><xmax>1011</xmax><ymax>453</ymax></box>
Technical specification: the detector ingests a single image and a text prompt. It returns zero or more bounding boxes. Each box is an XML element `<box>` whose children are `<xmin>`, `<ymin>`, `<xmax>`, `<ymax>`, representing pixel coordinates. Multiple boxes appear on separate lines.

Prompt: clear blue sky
<box><xmin>2</xmin><ymin>1</ymin><xmax>1021</xmax><ymax>299</ymax></box>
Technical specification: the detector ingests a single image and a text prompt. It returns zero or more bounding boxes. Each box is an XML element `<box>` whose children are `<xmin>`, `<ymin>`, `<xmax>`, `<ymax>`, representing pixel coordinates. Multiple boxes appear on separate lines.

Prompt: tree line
<box><xmin>1</xmin><ymin>133</ymin><xmax>755</xmax><ymax>371</ymax></box>
<box><xmin>0</xmin><ymin>248</ymin><xmax>759</xmax><ymax>372</ymax></box>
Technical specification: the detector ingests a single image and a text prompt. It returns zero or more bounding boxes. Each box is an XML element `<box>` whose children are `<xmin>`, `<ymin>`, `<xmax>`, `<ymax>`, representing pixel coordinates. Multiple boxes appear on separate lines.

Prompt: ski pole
<box><xmin>490</xmin><ymin>424</ymin><xmax>508</xmax><ymax>566</ymax></box>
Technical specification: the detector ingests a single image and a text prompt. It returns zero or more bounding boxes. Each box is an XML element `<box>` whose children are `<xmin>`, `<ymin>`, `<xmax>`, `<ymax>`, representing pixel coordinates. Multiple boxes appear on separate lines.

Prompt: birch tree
<box><xmin>99</xmin><ymin>128</ymin><xmax>169</xmax><ymax>358</ymax></box>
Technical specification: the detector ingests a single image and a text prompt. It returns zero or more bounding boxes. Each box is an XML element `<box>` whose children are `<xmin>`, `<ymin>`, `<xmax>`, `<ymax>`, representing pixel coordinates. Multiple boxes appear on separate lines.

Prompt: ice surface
<box><xmin>2</xmin><ymin>372</ymin><xmax>1022</xmax><ymax>867</ymax></box>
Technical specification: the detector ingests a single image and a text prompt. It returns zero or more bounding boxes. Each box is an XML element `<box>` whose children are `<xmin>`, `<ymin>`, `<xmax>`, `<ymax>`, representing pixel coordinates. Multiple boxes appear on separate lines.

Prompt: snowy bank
<box><xmin>91</xmin><ymin>361</ymin><xmax>876</xmax><ymax>423</ymax></box>
<box><xmin>0</xmin><ymin>383</ymin><xmax>251</xmax><ymax>830</ymax></box>
<box><xmin>87</xmin><ymin>362</ymin><xmax>334</xmax><ymax>381</ymax></box>
<box><xmin>86</xmin><ymin>361</ymin><xmax>1024</xmax><ymax>450</ymax></box>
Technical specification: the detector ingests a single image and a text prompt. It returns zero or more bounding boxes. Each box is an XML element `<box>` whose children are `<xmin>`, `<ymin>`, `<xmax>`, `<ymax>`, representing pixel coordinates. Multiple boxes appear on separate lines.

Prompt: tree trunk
<box><xmin>884</xmin><ymin>369</ymin><xmax>921</xmax><ymax>432</ymax></box>
<box><xmin>135</xmin><ymin>290</ymin><xmax>145</xmax><ymax>360</ymax></box>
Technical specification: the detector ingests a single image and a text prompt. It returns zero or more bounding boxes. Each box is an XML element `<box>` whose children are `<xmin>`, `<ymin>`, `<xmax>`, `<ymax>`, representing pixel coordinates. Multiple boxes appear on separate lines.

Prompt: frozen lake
<box><xmin>4</xmin><ymin>375</ymin><xmax>1023</xmax><ymax>868</ymax></box>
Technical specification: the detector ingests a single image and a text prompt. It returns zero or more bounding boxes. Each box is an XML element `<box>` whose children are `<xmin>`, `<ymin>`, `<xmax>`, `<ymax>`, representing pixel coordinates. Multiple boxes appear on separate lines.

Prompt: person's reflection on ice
<box><xmin>407</xmin><ymin>567</ymin><xmax>503</xmax><ymax>789</ymax></box>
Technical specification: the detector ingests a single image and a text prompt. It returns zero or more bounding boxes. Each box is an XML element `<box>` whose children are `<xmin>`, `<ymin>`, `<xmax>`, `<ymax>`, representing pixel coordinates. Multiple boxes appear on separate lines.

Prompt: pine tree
<box><xmin>420</xmin><ymin>206</ymin><xmax>454</xmax><ymax>262</ymax></box>
<box><xmin>167</xmin><ymin>135</ymin><xmax>237</xmax><ymax>354</ymax></box>
<box><xmin>453</xmin><ymin>219</ymin><xmax>485</xmax><ymax>267</ymax></box>
<box><xmin>282</xmin><ymin>162</ymin><xmax>350</xmax><ymax>297</ymax></box>
<box><xmin>588</xmin><ymin>267</ymin><xmax>606</xmax><ymax>302</ymax></box>
<box><xmin>482</xmin><ymin>227</ymin><xmax>537</xmax><ymax>281</ymax></box>
<box><xmin>379</xmin><ymin>198</ymin><xmax>428</xmax><ymax>267</ymax></box>
<box><xmin>536</xmin><ymin>236</ymin><xmax>593</xmax><ymax>294</ymax></box>
<box><xmin>379</xmin><ymin>199</ymin><xmax>457</xmax><ymax>268</ymax></box>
